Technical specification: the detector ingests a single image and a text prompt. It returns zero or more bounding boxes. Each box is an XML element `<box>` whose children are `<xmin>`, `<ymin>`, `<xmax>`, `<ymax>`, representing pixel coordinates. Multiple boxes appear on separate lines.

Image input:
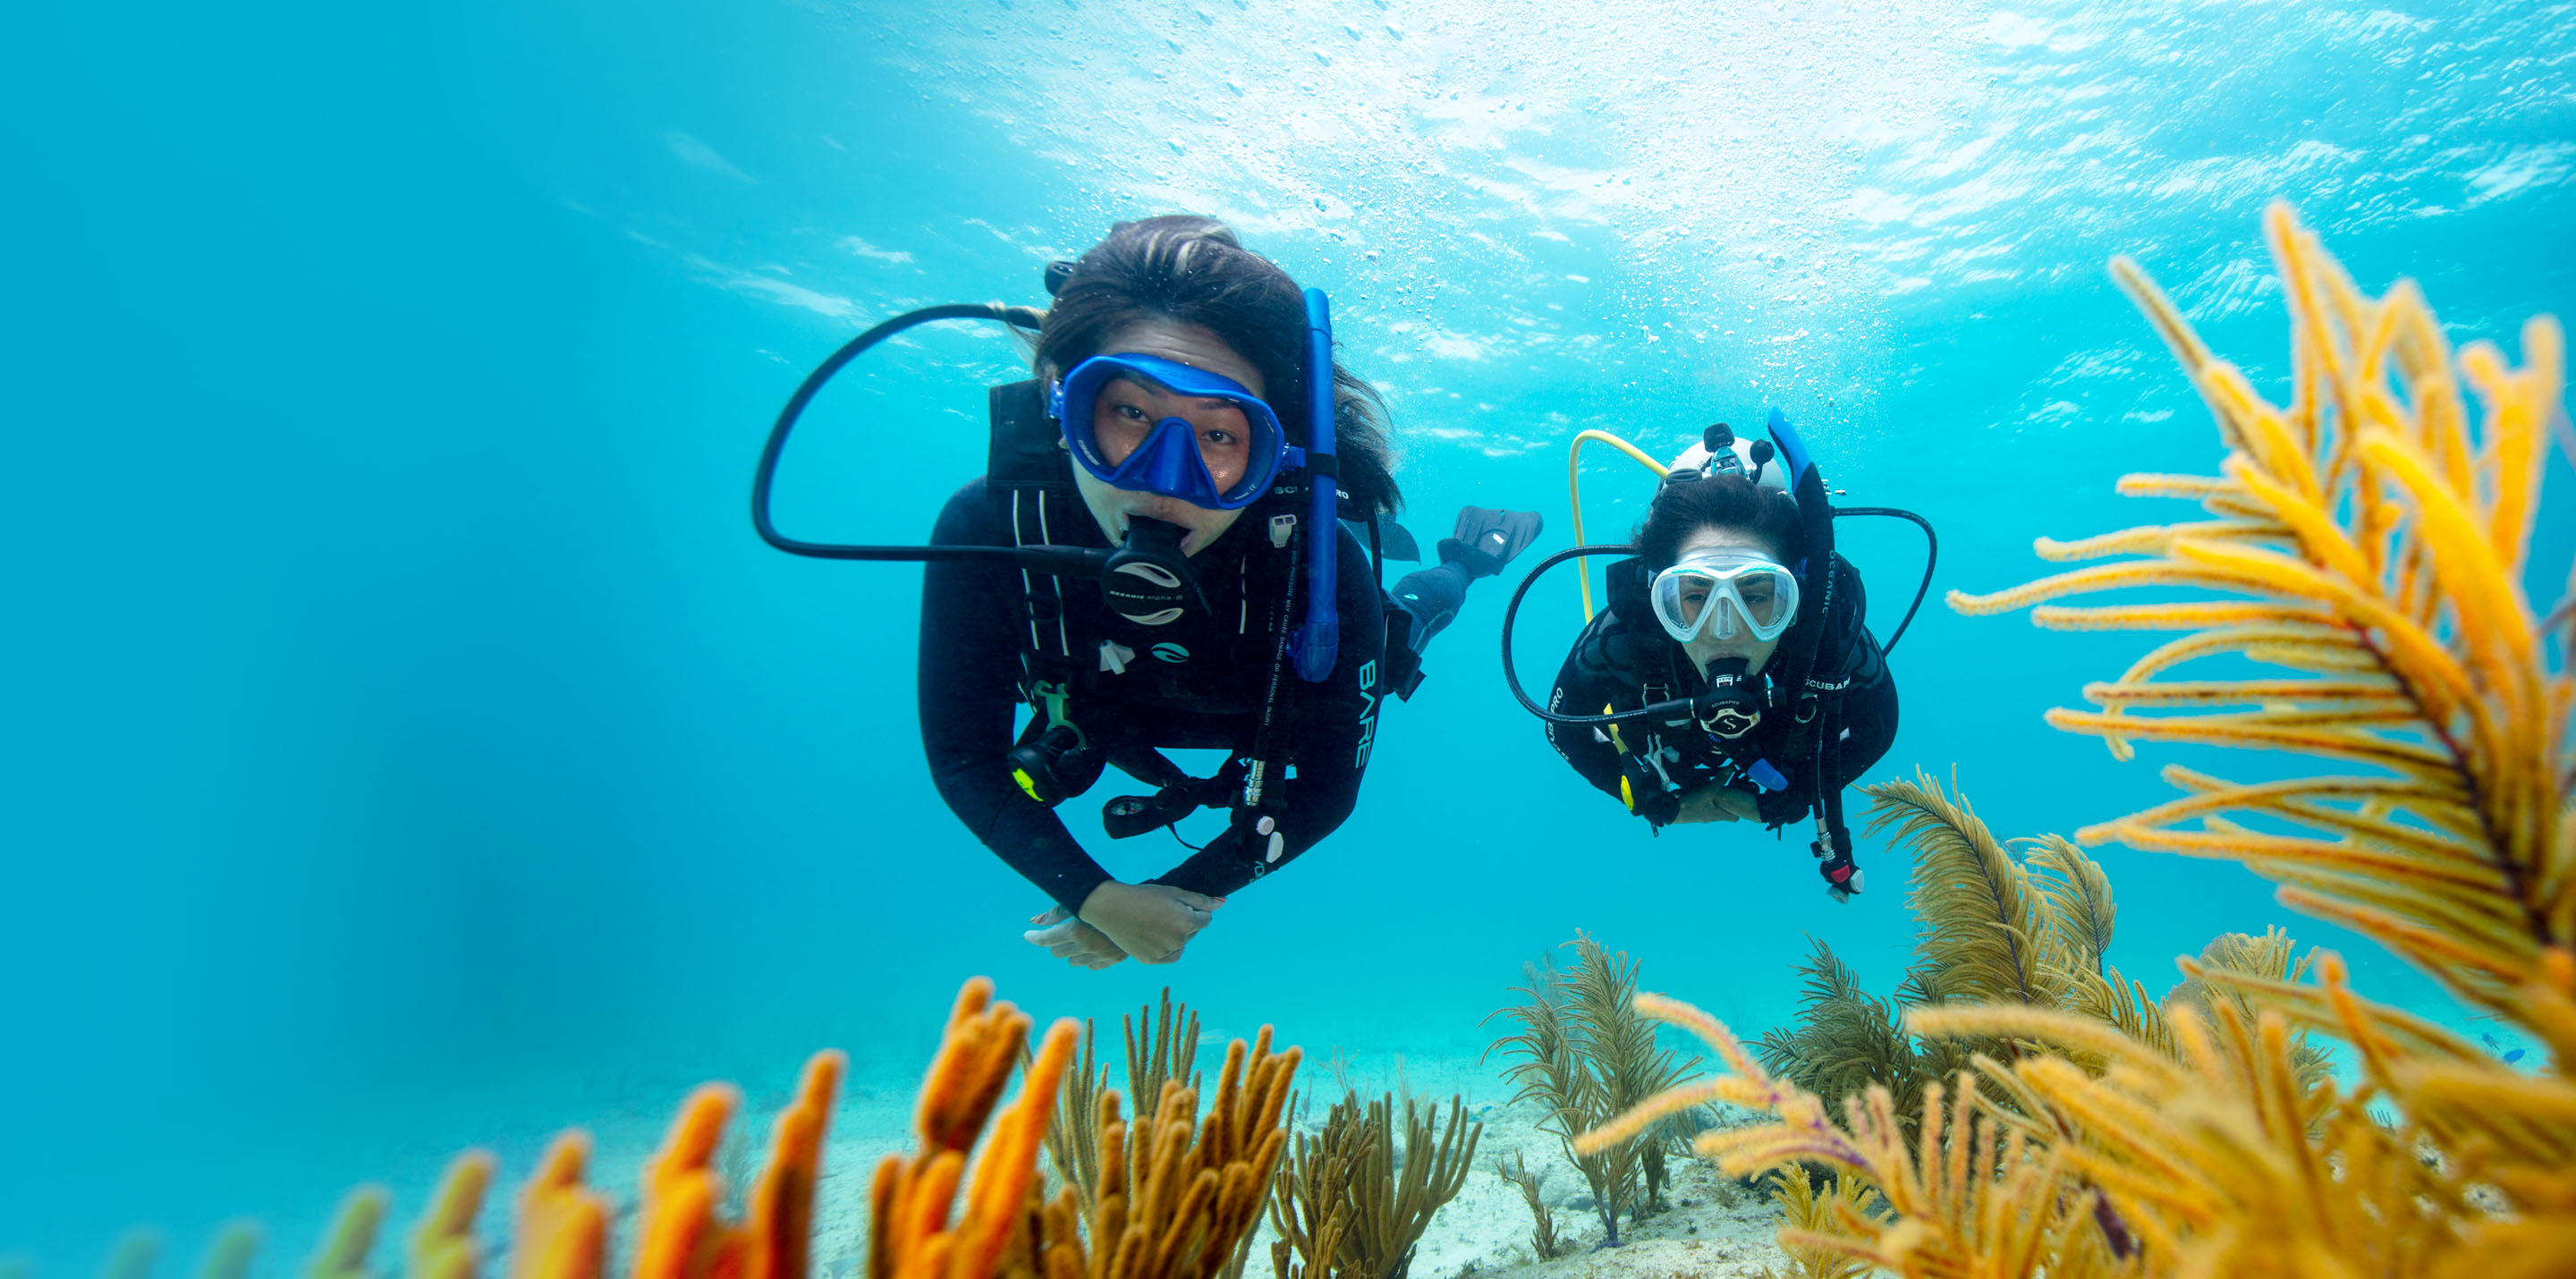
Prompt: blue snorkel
<box><xmin>1292</xmin><ymin>288</ymin><xmax>1340</xmax><ymax>682</ymax></box>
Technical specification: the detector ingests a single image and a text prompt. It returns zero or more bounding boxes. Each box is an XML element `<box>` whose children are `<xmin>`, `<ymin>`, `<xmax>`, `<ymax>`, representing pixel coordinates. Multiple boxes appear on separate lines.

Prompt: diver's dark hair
<box><xmin>1633</xmin><ymin>472</ymin><xmax>1805</xmax><ymax>571</ymax></box>
<box><xmin>1035</xmin><ymin>215</ymin><xmax>1402</xmax><ymax>516</ymax></box>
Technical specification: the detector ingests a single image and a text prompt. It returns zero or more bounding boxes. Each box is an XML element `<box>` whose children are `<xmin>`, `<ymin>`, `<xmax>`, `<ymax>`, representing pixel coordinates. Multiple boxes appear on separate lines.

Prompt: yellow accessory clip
<box><xmin>1605</xmin><ymin>703</ymin><xmax>1640</xmax><ymax>811</ymax></box>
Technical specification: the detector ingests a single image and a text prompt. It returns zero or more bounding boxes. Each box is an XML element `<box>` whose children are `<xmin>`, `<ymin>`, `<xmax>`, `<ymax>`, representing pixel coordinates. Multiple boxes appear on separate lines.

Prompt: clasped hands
<box><xmin>1023</xmin><ymin>880</ymin><xmax>1224</xmax><ymax>970</ymax></box>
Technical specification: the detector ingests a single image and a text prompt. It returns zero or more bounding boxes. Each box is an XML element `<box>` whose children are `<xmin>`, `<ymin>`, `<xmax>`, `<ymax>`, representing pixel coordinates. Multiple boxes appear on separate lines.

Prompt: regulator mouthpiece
<box><xmin>1103</xmin><ymin>517</ymin><xmax>1199</xmax><ymax>626</ymax></box>
<box><xmin>1696</xmin><ymin>656</ymin><xmax>1765</xmax><ymax>741</ymax></box>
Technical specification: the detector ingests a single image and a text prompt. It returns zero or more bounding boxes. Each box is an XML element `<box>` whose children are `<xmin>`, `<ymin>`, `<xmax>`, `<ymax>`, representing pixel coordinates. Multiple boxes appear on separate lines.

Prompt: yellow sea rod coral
<box><xmin>1949</xmin><ymin>201</ymin><xmax>2571</xmax><ymax>1019</ymax></box>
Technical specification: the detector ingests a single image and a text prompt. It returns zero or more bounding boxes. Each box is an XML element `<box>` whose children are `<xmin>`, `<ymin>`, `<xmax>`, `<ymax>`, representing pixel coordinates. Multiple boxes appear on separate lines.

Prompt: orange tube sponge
<box><xmin>635</xmin><ymin>1085</ymin><xmax>745</xmax><ymax>1279</ymax></box>
<box><xmin>867</xmin><ymin>977</ymin><xmax>1079</xmax><ymax>1279</ymax></box>
<box><xmin>513</xmin><ymin>1134</ymin><xmax>608</xmax><ymax>1279</ymax></box>
<box><xmin>747</xmin><ymin>1052</ymin><xmax>846</xmax><ymax>1279</ymax></box>
<box><xmin>410</xmin><ymin>1152</ymin><xmax>495</xmax><ymax>1279</ymax></box>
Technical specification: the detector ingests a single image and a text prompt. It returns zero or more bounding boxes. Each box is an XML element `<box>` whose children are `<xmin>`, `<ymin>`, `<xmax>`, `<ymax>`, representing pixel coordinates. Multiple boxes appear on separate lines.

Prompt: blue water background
<box><xmin>4</xmin><ymin>0</ymin><xmax>2571</xmax><ymax>1268</ymax></box>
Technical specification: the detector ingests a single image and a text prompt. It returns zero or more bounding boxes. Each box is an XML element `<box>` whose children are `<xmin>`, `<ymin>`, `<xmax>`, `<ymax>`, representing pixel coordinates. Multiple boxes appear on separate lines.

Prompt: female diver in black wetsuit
<box><xmin>1545</xmin><ymin>470</ymin><xmax>1897</xmax><ymax>844</ymax></box>
<box><xmin>912</xmin><ymin>216</ymin><xmax>1539</xmax><ymax>969</ymax></box>
<box><xmin>1501</xmin><ymin>416</ymin><xmax>1922</xmax><ymax>902</ymax></box>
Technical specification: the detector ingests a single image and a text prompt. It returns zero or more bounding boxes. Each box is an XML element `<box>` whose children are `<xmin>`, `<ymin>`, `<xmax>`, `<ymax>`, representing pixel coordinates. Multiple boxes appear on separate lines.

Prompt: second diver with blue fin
<box><xmin>753</xmin><ymin>216</ymin><xmax>1540</xmax><ymax>968</ymax></box>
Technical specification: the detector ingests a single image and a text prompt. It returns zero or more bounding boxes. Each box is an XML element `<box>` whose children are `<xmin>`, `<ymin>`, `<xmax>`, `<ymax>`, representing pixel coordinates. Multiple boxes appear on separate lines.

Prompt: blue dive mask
<box><xmin>1051</xmin><ymin>353</ymin><xmax>1294</xmax><ymax>510</ymax></box>
<box><xmin>1046</xmin><ymin>352</ymin><xmax>1298</xmax><ymax>512</ymax></box>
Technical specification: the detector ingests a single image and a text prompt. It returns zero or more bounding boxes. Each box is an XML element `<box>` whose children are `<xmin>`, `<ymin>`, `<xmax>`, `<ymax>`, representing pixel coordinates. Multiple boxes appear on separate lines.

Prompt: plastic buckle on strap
<box><xmin>1030</xmin><ymin>680</ymin><xmax>1078</xmax><ymax>736</ymax></box>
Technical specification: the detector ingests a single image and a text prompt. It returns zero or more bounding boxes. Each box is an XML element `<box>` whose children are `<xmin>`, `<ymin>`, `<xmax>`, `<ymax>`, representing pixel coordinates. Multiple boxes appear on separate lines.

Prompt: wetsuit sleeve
<box><xmin>1543</xmin><ymin>610</ymin><xmax>1678</xmax><ymax>825</ymax></box>
<box><xmin>1151</xmin><ymin>527</ymin><xmax>1385</xmax><ymax>896</ymax></box>
<box><xmin>918</xmin><ymin>479</ymin><xmax>1114</xmax><ymax>914</ymax></box>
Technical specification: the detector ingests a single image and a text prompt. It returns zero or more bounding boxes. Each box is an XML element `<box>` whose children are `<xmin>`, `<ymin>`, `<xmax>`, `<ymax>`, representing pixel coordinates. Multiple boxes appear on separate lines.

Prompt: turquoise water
<box><xmin>4</xmin><ymin>0</ymin><xmax>2571</xmax><ymax>1268</ymax></box>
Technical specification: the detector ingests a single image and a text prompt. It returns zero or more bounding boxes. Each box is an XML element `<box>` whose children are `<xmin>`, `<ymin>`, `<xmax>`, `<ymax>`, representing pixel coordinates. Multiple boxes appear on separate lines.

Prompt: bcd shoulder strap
<box><xmin>987</xmin><ymin>378</ymin><xmax>1091</xmax><ymax>683</ymax></box>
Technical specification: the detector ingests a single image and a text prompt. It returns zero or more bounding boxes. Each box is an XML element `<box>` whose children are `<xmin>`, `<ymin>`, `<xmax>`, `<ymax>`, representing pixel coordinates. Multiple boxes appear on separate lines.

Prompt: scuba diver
<box><xmin>751</xmin><ymin>215</ymin><xmax>1540</xmax><ymax>968</ymax></box>
<box><xmin>1497</xmin><ymin>414</ymin><xmax>1932</xmax><ymax>902</ymax></box>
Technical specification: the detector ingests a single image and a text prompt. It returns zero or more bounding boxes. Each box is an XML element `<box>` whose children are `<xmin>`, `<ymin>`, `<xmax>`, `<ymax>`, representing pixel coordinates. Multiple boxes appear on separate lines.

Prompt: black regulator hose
<box><xmin>750</xmin><ymin>301</ymin><xmax>1106</xmax><ymax>575</ymax></box>
<box><xmin>1832</xmin><ymin>505</ymin><xmax>1936</xmax><ymax>656</ymax></box>
<box><xmin>1498</xmin><ymin>543</ymin><xmax>1719</xmax><ymax>729</ymax></box>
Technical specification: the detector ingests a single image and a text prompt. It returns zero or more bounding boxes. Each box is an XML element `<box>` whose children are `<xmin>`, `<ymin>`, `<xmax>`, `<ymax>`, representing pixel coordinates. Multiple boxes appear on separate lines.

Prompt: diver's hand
<box><xmin>1024</xmin><ymin>906</ymin><xmax>1128</xmax><ymax>970</ymax></box>
<box><xmin>1078</xmin><ymin>882</ymin><xmax>1224</xmax><ymax>964</ymax></box>
<box><xmin>1672</xmin><ymin>783</ymin><xmax>1763</xmax><ymax>825</ymax></box>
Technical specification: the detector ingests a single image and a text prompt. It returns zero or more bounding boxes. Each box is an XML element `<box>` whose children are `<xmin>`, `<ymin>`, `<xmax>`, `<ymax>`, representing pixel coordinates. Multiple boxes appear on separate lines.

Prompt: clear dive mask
<box><xmin>1648</xmin><ymin>549</ymin><xmax>1801</xmax><ymax>644</ymax></box>
<box><xmin>1052</xmin><ymin>353</ymin><xmax>1291</xmax><ymax>510</ymax></box>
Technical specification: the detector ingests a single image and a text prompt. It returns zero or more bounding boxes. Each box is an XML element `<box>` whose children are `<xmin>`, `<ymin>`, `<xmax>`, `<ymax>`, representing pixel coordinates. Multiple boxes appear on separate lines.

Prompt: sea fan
<box><xmin>1483</xmin><ymin>932</ymin><xmax>1699</xmax><ymax>1245</ymax></box>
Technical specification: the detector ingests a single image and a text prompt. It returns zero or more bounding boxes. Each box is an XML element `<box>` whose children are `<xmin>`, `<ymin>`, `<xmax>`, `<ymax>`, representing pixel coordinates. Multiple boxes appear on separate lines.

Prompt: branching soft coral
<box><xmin>1949</xmin><ymin>201</ymin><xmax>2571</xmax><ymax>1020</ymax></box>
<box><xmin>1767</xmin><ymin>772</ymin><xmax>2328</xmax><ymax>1118</ymax></box>
<box><xmin>1486</xmin><ymin>933</ymin><xmax>1699</xmax><ymax>1245</ymax></box>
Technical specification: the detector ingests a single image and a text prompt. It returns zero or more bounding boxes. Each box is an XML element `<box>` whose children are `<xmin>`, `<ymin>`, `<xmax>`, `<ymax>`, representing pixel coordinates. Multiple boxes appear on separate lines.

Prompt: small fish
<box><xmin>2503</xmin><ymin>1048</ymin><xmax>2526</xmax><ymax>1064</ymax></box>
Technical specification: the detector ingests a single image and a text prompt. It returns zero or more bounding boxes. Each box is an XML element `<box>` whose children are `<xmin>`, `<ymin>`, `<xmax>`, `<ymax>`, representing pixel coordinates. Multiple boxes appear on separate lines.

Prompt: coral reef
<box><xmin>1267</xmin><ymin>1092</ymin><xmax>1479</xmax><ymax>1279</ymax></box>
<box><xmin>863</xmin><ymin>978</ymin><xmax>1305</xmax><ymax>1279</ymax></box>
<box><xmin>1579</xmin><ymin>204</ymin><xmax>2575</xmax><ymax>1275</ymax></box>
<box><xmin>1486</xmin><ymin>934</ymin><xmax>1699</xmax><ymax>1246</ymax></box>
<box><xmin>43</xmin><ymin>979</ymin><xmax>1293</xmax><ymax>1279</ymax></box>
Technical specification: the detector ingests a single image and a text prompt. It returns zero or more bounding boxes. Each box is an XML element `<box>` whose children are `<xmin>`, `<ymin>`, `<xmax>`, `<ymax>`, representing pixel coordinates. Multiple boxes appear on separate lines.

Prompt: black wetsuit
<box><xmin>1543</xmin><ymin>596</ymin><xmax>1897</xmax><ymax>832</ymax></box>
<box><xmin>920</xmin><ymin>478</ymin><xmax>1386</xmax><ymax>913</ymax></box>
